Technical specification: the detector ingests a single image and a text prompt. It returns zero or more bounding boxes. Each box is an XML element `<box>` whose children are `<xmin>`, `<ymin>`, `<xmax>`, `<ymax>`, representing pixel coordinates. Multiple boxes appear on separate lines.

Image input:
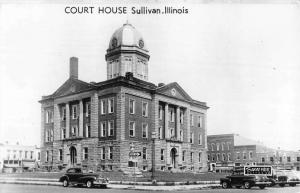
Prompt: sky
<box><xmin>0</xmin><ymin>2</ymin><xmax>300</xmax><ymax>151</ymax></box>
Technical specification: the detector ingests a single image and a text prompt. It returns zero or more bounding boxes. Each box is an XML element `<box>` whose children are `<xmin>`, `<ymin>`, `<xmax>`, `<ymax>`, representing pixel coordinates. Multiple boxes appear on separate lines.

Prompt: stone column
<box><xmin>66</xmin><ymin>103</ymin><xmax>70</xmax><ymax>138</ymax></box>
<box><xmin>91</xmin><ymin>93</ymin><xmax>99</xmax><ymax>138</ymax></box>
<box><xmin>79</xmin><ymin>100</ymin><xmax>84</xmax><ymax>137</ymax></box>
<box><xmin>54</xmin><ymin>104</ymin><xmax>61</xmax><ymax>141</ymax></box>
<box><xmin>176</xmin><ymin>106</ymin><xmax>180</xmax><ymax>140</ymax></box>
<box><xmin>164</xmin><ymin>103</ymin><xmax>169</xmax><ymax>139</ymax></box>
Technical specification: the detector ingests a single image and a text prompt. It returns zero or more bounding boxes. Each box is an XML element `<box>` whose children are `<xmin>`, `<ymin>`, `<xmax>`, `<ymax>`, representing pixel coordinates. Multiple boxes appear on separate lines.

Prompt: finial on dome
<box><xmin>123</xmin><ymin>19</ymin><xmax>132</xmax><ymax>26</ymax></box>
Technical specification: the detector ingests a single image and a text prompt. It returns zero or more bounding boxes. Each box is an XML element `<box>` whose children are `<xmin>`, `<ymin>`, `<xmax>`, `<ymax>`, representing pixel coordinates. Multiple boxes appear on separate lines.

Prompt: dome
<box><xmin>108</xmin><ymin>23</ymin><xmax>147</xmax><ymax>50</ymax></box>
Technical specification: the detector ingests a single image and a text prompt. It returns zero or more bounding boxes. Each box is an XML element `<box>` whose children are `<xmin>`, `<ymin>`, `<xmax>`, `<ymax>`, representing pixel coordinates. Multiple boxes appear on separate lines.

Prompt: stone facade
<box><xmin>39</xmin><ymin>23</ymin><xmax>209</xmax><ymax>173</ymax></box>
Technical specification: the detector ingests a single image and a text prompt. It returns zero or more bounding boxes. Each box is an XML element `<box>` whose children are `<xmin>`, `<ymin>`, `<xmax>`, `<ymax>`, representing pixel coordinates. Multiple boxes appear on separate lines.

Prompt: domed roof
<box><xmin>108</xmin><ymin>22</ymin><xmax>147</xmax><ymax>50</ymax></box>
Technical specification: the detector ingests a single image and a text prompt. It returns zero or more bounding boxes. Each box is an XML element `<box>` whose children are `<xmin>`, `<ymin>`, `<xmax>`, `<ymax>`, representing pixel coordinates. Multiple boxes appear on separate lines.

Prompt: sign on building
<box><xmin>244</xmin><ymin>166</ymin><xmax>272</xmax><ymax>176</ymax></box>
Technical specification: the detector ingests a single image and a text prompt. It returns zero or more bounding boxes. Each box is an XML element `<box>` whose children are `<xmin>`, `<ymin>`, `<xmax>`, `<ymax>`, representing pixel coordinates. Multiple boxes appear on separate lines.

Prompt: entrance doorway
<box><xmin>70</xmin><ymin>146</ymin><xmax>77</xmax><ymax>165</ymax></box>
<box><xmin>170</xmin><ymin>148</ymin><xmax>177</xmax><ymax>168</ymax></box>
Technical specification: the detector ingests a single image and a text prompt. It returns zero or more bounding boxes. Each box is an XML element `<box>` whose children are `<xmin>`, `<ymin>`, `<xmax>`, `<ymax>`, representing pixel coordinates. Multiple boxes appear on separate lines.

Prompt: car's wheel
<box><xmin>259</xmin><ymin>185</ymin><xmax>266</xmax><ymax>189</ymax></box>
<box><xmin>62</xmin><ymin>179</ymin><xmax>69</xmax><ymax>187</ymax></box>
<box><xmin>289</xmin><ymin>183</ymin><xmax>296</xmax><ymax>187</ymax></box>
<box><xmin>279</xmin><ymin>183</ymin><xmax>285</xmax><ymax>187</ymax></box>
<box><xmin>86</xmin><ymin>180</ymin><xmax>93</xmax><ymax>188</ymax></box>
<box><xmin>244</xmin><ymin>181</ymin><xmax>251</xmax><ymax>189</ymax></box>
<box><xmin>222</xmin><ymin>181</ymin><xmax>229</xmax><ymax>189</ymax></box>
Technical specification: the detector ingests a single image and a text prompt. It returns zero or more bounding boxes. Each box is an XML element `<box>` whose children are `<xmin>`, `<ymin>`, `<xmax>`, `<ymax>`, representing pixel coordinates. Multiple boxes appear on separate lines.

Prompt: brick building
<box><xmin>0</xmin><ymin>142</ymin><xmax>40</xmax><ymax>173</ymax></box>
<box><xmin>39</xmin><ymin>23</ymin><xmax>209</xmax><ymax>173</ymax></box>
<box><xmin>207</xmin><ymin>134</ymin><xmax>268</xmax><ymax>172</ymax></box>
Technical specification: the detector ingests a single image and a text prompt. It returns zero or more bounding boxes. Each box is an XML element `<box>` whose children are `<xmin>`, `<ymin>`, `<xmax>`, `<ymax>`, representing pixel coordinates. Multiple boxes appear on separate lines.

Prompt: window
<box><xmin>182</xmin><ymin>150</ymin><xmax>186</xmax><ymax>162</ymax></box>
<box><xmin>217</xmin><ymin>153</ymin><xmax>220</xmax><ymax>161</ymax></box>
<box><xmin>19</xmin><ymin>151</ymin><xmax>22</xmax><ymax>159</ymax></box>
<box><xmin>108</xmin><ymin>98</ymin><xmax>114</xmax><ymax>113</ymax></box>
<box><xmin>180</xmin><ymin>130</ymin><xmax>183</xmax><ymax>141</ymax></box>
<box><xmin>270</xmin><ymin>157</ymin><xmax>274</xmax><ymax>162</ymax></box>
<box><xmin>72</xmin><ymin>105</ymin><xmax>78</xmax><ymax>119</ymax></box>
<box><xmin>142</xmin><ymin>123</ymin><xmax>148</xmax><ymax>138</ymax></box>
<box><xmin>190</xmin><ymin>152</ymin><xmax>194</xmax><ymax>163</ymax></box>
<box><xmin>221</xmin><ymin>143</ymin><xmax>225</xmax><ymax>151</ymax></box>
<box><xmin>85</xmin><ymin>124</ymin><xmax>91</xmax><ymax>138</ymax></box>
<box><xmin>30</xmin><ymin>151</ymin><xmax>33</xmax><ymax>159</ymax></box>
<box><xmin>227</xmin><ymin>142</ymin><xmax>231</xmax><ymax>150</ymax></box>
<box><xmin>129</xmin><ymin>121</ymin><xmax>135</xmax><ymax>137</ymax></box>
<box><xmin>61</xmin><ymin>128</ymin><xmax>66</xmax><ymax>139</ymax></box>
<box><xmin>169</xmin><ymin>109</ymin><xmax>175</xmax><ymax>122</ymax></box>
<box><xmin>227</xmin><ymin>153</ymin><xmax>231</xmax><ymax>161</ymax></box>
<box><xmin>170</xmin><ymin>128</ymin><xmax>175</xmax><ymax>138</ymax></box>
<box><xmin>38</xmin><ymin>152</ymin><xmax>40</xmax><ymax>160</ymax></box>
<box><xmin>199</xmin><ymin>152</ymin><xmax>202</xmax><ymax>163</ymax></box>
<box><xmin>71</xmin><ymin>126</ymin><xmax>77</xmax><ymax>137</ymax></box>
<box><xmin>211</xmin><ymin>143</ymin><xmax>215</xmax><ymax>151</ymax></box>
<box><xmin>86</xmin><ymin>103</ymin><xmax>91</xmax><ymax>117</ymax></box>
<box><xmin>262</xmin><ymin>157</ymin><xmax>265</xmax><ymax>162</ymax></box>
<box><xmin>143</xmin><ymin>147</ymin><xmax>147</xmax><ymax>160</ymax></box>
<box><xmin>249</xmin><ymin>151</ymin><xmax>253</xmax><ymax>160</ymax></box>
<box><xmin>46</xmin><ymin>151</ymin><xmax>49</xmax><ymax>162</ymax></box>
<box><xmin>159</xmin><ymin>105</ymin><xmax>163</xmax><ymax>120</ymax></box>
<box><xmin>158</xmin><ymin>127</ymin><xmax>163</xmax><ymax>139</ymax></box>
<box><xmin>142</xmin><ymin>102</ymin><xmax>148</xmax><ymax>117</ymax></box>
<box><xmin>59</xmin><ymin>149</ymin><xmax>63</xmax><ymax>161</ymax></box>
<box><xmin>197</xmin><ymin>116</ymin><xmax>202</xmax><ymax>127</ymax></box>
<box><xmin>61</xmin><ymin>107</ymin><xmax>66</xmax><ymax>121</ymax></box>
<box><xmin>207</xmin><ymin>154</ymin><xmax>210</xmax><ymax>161</ymax></box>
<box><xmin>100</xmin><ymin>122</ymin><xmax>106</xmax><ymax>137</ymax></box>
<box><xmin>287</xmin><ymin>156</ymin><xmax>291</xmax><ymax>162</ymax></box>
<box><xmin>101</xmin><ymin>100</ymin><xmax>106</xmax><ymax>114</ymax></box>
<box><xmin>129</xmin><ymin>99</ymin><xmax>135</xmax><ymax>114</ymax></box>
<box><xmin>198</xmin><ymin>134</ymin><xmax>202</xmax><ymax>145</ymax></box>
<box><xmin>190</xmin><ymin>132</ymin><xmax>194</xmax><ymax>143</ymax></box>
<box><xmin>297</xmin><ymin>157</ymin><xmax>300</xmax><ymax>162</ymax></box>
<box><xmin>222</xmin><ymin>153</ymin><xmax>226</xmax><ymax>161</ymax></box>
<box><xmin>108</xmin><ymin>120</ymin><xmax>114</xmax><ymax>136</ymax></box>
<box><xmin>180</xmin><ymin>110</ymin><xmax>184</xmax><ymax>124</ymax></box>
<box><xmin>236</xmin><ymin>152</ymin><xmax>240</xmax><ymax>160</ymax></box>
<box><xmin>190</xmin><ymin>114</ymin><xmax>194</xmax><ymax>126</ymax></box>
<box><xmin>50</xmin><ymin>129</ymin><xmax>53</xmax><ymax>141</ymax></box>
<box><xmin>212</xmin><ymin>154</ymin><xmax>215</xmax><ymax>161</ymax></box>
<box><xmin>216</xmin><ymin>143</ymin><xmax>220</xmax><ymax>151</ymax></box>
<box><xmin>161</xmin><ymin>149</ymin><xmax>164</xmax><ymax>160</ymax></box>
<box><xmin>46</xmin><ymin>110</ymin><xmax>53</xmax><ymax>123</ymax></box>
<box><xmin>109</xmin><ymin>146</ymin><xmax>113</xmax><ymax>160</ymax></box>
<box><xmin>101</xmin><ymin>147</ymin><xmax>105</xmax><ymax>160</ymax></box>
<box><xmin>243</xmin><ymin>152</ymin><xmax>247</xmax><ymax>160</ymax></box>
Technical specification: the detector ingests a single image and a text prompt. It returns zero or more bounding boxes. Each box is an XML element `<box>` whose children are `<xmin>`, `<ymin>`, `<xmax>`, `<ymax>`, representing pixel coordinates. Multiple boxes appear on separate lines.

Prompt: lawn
<box><xmin>0</xmin><ymin>171</ymin><xmax>225</xmax><ymax>182</ymax></box>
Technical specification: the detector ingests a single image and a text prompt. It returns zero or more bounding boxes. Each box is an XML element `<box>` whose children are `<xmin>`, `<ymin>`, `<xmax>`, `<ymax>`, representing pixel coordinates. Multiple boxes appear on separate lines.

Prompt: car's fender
<box><xmin>220</xmin><ymin>178</ymin><xmax>230</xmax><ymax>183</ymax></box>
<box><xmin>78</xmin><ymin>176</ymin><xmax>97</xmax><ymax>183</ymax></box>
<box><xmin>59</xmin><ymin>175</ymin><xmax>69</xmax><ymax>182</ymax></box>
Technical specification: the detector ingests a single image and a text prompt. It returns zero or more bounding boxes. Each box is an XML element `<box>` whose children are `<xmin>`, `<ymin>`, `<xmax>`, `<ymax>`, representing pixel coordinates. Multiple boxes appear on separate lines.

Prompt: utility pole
<box><xmin>151</xmin><ymin>131</ymin><xmax>157</xmax><ymax>181</ymax></box>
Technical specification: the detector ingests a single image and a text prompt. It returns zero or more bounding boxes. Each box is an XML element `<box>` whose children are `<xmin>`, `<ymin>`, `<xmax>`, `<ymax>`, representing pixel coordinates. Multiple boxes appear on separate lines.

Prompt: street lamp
<box><xmin>151</xmin><ymin>131</ymin><xmax>157</xmax><ymax>181</ymax></box>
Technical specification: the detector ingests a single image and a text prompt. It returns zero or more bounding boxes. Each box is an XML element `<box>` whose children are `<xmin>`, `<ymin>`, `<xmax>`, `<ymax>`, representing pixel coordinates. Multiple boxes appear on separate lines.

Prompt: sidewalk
<box><xmin>0</xmin><ymin>177</ymin><xmax>221</xmax><ymax>191</ymax></box>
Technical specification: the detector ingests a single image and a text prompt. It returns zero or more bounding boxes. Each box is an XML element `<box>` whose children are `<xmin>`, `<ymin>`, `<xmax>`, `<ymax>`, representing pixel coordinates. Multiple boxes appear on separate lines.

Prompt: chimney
<box><xmin>70</xmin><ymin>57</ymin><xmax>78</xmax><ymax>79</ymax></box>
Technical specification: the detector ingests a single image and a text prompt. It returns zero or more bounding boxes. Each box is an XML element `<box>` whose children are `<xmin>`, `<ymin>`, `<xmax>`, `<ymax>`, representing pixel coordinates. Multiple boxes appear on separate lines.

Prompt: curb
<box><xmin>0</xmin><ymin>178</ymin><xmax>221</xmax><ymax>191</ymax></box>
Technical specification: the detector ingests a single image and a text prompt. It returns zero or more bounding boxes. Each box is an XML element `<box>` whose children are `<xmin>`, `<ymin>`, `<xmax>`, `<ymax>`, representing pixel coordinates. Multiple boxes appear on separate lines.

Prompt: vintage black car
<box><xmin>220</xmin><ymin>168</ymin><xmax>270</xmax><ymax>189</ymax></box>
<box><xmin>59</xmin><ymin>168</ymin><xmax>109</xmax><ymax>188</ymax></box>
<box><xmin>268</xmin><ymin>170</ymin><xmax>300</xmax><ymax>187</ymax></box>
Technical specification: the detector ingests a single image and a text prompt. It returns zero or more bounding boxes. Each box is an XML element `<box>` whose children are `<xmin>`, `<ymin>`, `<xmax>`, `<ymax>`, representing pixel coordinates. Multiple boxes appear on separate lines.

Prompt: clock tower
<box><xmin>105</xmin><ymin>23</ymin><xmax>150</xmax><ymax>81</ymax></box>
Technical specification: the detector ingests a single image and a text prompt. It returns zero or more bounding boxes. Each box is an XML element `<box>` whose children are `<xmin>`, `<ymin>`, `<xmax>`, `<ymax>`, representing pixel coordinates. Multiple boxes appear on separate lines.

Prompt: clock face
<box><xmin>138</xmin><ymin>39</ymin><xmax>144</xmax><ymax>48</ymax></box>
<box><xmin>112</xmin><ymin>38</ymin><xmax>118</xmax><ymax>48</ymax></box>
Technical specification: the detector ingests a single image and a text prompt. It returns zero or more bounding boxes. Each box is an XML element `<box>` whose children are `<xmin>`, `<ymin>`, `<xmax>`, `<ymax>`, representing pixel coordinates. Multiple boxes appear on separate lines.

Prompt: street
<box><xmin>1</xmin><ymin>184</ymin><xmax>300</xmax><ymax>193</ymax></box>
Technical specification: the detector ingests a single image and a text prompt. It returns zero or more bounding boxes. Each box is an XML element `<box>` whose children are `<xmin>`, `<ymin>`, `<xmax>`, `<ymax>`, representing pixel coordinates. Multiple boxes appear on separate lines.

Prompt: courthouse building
<box><xmin>39</xmin><ymin>23</ymin><xmax>209</xmax><ymax>172</ymax></box>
